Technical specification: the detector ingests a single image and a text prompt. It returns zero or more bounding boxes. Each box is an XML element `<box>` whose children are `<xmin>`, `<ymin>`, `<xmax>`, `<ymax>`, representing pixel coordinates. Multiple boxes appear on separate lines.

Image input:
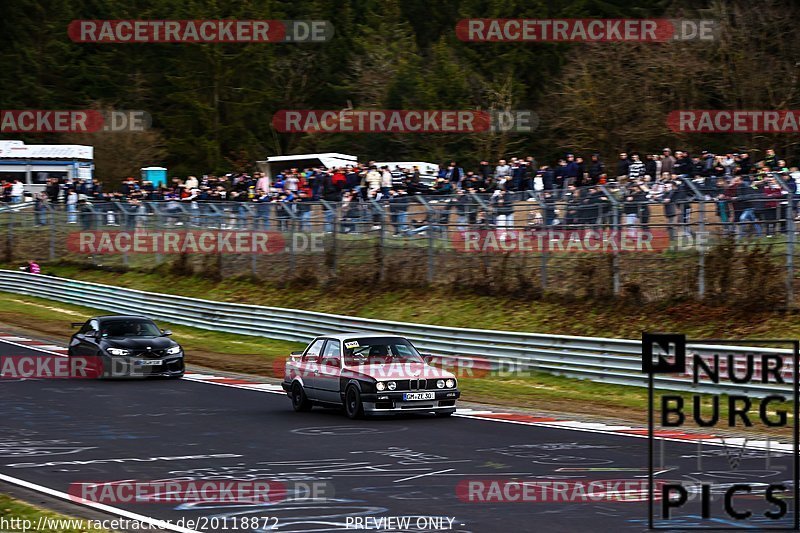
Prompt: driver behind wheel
<box><xmin>368</xmin><ymin>344</ymin><xmax>390</xmax><ymax>364</ymax></box>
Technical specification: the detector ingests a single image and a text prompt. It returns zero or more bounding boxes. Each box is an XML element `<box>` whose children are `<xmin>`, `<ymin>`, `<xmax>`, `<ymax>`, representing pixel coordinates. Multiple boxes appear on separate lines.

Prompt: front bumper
<box><xmin>101</xmin><ymin>355</ymin><xmax>185</xmax><ymax>378</ymax></box>
<box><xmin>360</xmin><ymin>389</ymin><xmax>460</xmax><ymax>414</ymax></box>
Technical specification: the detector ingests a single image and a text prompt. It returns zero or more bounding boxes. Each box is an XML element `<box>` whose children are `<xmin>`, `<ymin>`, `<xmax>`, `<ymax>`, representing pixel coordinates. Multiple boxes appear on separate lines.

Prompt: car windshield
<box><xmin>343</xmin><ymin>337</ymin><xmax>424</xmax><ymax>366</ymax></box>
<box><xmin>100</xmin><ymin>319</ymin><xmax>162</xmax><ymax>338</ymax></box>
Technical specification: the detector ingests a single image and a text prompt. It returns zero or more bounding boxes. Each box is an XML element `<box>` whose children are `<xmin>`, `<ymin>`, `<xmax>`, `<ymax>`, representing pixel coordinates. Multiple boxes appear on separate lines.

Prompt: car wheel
<box><xmin>345</xmin><ymin>386</ymin><xmax>363</xmax><ymax>419</ymax></box>
<box><xmin>291</xmin><ymin>382</ymin><xmax>313</xmax><ymax>412</ymax></box>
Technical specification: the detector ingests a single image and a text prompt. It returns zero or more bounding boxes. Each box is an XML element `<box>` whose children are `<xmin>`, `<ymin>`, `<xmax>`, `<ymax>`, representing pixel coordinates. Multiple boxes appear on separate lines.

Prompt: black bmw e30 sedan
<box><xmin>68</xmin><ymin>315</ymin><xmax>185</xmax><ymax>378</ymax></box>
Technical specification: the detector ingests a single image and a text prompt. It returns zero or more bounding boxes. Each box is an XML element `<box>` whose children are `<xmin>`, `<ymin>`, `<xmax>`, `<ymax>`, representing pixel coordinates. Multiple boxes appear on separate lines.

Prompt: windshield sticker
<box><xmin>344</xmin><ymin>341</ymin><xmax>360</xmax><ymax>349</ymax></box>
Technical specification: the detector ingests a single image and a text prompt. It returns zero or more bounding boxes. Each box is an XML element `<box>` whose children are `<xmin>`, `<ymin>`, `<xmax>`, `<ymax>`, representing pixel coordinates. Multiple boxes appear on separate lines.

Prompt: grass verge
<box><xmin>12</xmin><ymin>262</ymin><xmax>798</xmax><ymax>340</ymax></box>
<box><xmin>0</xmin><ymin>494</ymin><xmax>109</xmax><ymax>532</ymax></box>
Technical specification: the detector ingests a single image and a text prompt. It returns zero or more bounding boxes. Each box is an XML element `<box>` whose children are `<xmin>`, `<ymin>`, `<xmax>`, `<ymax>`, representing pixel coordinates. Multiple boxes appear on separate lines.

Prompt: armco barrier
<box><xmin>0</xmin><ymin>270</ymin><xmax>792</xmax><ymax>397</ymax></box>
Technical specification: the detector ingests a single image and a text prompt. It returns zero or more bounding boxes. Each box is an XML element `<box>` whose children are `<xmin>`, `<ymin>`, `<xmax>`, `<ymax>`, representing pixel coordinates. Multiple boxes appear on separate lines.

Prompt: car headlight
<box><xmin>387</xmin><ymin>381</ymin><xmax>397</xmax><ymax>391</ymax></box>
<box><xmin>166</xmin><ymin>345</ymin><xmax>182</xmax><ymax>355</ymax></box>
<box><xmin>436</xmin><ymin>379</ymin><xmax>445</xmax><ymax>389</ymax></box>
<box><xmin>107</xmin><ymin>348</ymin><xmax>131</xmax><ymax>356</ymax></box>
<box><xmin>446</xmin><ymin>378</ymin><xmax>455</xmax><ymax>388</ymax></box>
<box><xmin>376</xmin><ymin>382</ymin><xmax>386</xmax><ymax>391</ymax></box>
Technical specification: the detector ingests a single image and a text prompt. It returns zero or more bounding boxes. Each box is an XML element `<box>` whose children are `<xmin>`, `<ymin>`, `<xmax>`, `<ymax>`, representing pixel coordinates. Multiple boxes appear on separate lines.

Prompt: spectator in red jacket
<box><xmin>761</xmin><ymin>176</ymin><xmax>784</xmax><ymax>236</ymax></box>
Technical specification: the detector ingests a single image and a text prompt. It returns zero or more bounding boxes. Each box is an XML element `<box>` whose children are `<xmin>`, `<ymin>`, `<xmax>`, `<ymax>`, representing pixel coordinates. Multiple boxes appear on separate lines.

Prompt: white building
<box><xmin>0</xmin><ymin>140</ymin><xmax>94</xmax><ymax>192</ymax></box>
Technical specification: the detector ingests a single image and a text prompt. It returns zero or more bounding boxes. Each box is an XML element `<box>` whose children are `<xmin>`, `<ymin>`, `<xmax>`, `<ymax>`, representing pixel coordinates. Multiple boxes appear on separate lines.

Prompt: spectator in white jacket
<box><xmin>364</xmin><ymin>166</ymin><xmax>382</xmax><ymax>193</ymax></box>
<box><xmin>380</xmin><ymin>166</ymin><xmax>393</xmax><ymax>198</ymax></box>
<box><xmin>10</xmin><ymin>180</ymin><xmax>24</xmax><ymax>203</ymax></box>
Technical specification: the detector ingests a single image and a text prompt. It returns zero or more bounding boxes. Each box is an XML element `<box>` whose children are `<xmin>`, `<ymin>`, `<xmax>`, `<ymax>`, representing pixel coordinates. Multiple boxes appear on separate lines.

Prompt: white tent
<box><xmin>256</xmin><ymin>153</ymin><xmax>358</xmax><ymax>180</ymax></box>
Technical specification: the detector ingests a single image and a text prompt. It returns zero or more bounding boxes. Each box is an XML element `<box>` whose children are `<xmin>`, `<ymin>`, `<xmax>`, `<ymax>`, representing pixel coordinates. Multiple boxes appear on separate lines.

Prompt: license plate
<box><xmin>136</xmin><ymin>360</ymin><xmax>162</xmax><ymax>366</ymax></box>
<box><xmin>403</xmin><ymin>392</ymin><xmax>435</xmax><ymax>401</ymax></box>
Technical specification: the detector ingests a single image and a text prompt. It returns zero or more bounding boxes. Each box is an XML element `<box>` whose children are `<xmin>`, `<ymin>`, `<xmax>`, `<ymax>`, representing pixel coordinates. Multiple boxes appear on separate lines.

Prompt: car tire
<box><xmin>291</xmin><ymin>382</ymin><xmax>313</xmax><ymax>412</ymax></box>
<box><xmin>345</xmin><ymin>386</ymin><xmax>363</xmax><ymax>419</ymax></box>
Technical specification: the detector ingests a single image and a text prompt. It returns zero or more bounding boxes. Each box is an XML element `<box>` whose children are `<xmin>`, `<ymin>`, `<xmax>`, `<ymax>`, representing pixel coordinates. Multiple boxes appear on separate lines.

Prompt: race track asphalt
<box><xmin>0</xmin><ymin>338</ymin><xmax>795</xmax><ymax>532</ymax></box>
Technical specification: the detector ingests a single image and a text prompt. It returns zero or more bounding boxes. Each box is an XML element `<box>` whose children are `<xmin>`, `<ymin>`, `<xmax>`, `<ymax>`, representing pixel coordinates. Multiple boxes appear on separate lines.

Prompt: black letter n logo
<box><xmin>642</xmin><ymin>333</ymin><xmax>686</xmax><ymax>374</ymax></box>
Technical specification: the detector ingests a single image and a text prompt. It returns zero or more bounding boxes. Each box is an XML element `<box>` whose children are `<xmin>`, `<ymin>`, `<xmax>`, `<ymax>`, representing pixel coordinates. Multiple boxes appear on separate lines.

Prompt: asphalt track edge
<box><xmin>0</xmin><ymin>473</ymin><xmax>202</xmax><ymax>533</ymax></box>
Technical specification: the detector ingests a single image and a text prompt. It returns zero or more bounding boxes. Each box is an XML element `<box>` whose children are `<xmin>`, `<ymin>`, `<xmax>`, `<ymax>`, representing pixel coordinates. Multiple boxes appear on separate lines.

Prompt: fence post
<box><xmin>288</xmin><ymin>215</ymin><xmax>295</xmax><ymax>277</ymax></box>
<box><xmin>528</xmin><ymin>191</ymin><xmax>549</xmax><ymax>291</ymax></box>
<box><xmin>775</xmin><ymin>175</ymin><xmax>795</xmax><ymax>307</ymax></box>
<box><xmin>320</xmin><ymin>200</ymin><xmax>338</xmax><ymax>278</ymax></box>
<box><xmin>48</xmin><ymin>205</ymin><xmax>56</xmax><ymax>261</ymax></box>
<box><xmin>7</xmin><ymin>209</ymin><xmax>14</xmax><ymax>263</ymax></box>
<box><xmin>416</xmin><ymin>196</ymin><xmax>436</xmax><ymax>283</ymax></box>
<box><xmin>697</xmin><ymin>200</ymin><xmax>706</xmax><ymax>298</ymax></box>
<box><xmin>599</xmin><ymin>185</ymin><xmax>620</xmax><ymax>296</ymax></box>
<box><xmin>369</xmin><ymin>199</ymin><xmax>386</xmax><ymax>283</ymax></box>
<box><xmin>788</xmin><ymin>201</ymin><xmax>795</xmax><ymax>307</ymax></box>
<box><xmin>285</xmin><ymin>203</ymin><xmax>299</xmax><ymax>277</ymax></box>
<box><xmin>679</xmin><ymin>177</ymin><xmax>705</xmax><ymax>299</ymax></box>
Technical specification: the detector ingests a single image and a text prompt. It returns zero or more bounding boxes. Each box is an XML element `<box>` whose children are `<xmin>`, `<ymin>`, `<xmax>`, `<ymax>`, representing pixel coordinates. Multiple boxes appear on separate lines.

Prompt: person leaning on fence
<box><xmin>78</xmin><ymin>195</ymin><xmax>95</xmax><ymax>230</ymax></box>
<box><xmin>736</xmin><ymin>179</ymin><xmax>763</xmax><ymax>238</ymax></box>
<box><xmin>34</xmin><ymin>192</ymin><xmax>48</xmax><ymax>226</ymax></box>
<box><xmin>635</xmin><ymin>182</ymin><xmax>651</xmax><ymax>227</ymax></box>
<box><xmin>761</xmin><ymin>176</ymin><xmax>783</xmax><ymax>237</ymax></box>
<box><xmin>388</xmin><ymin>189</ymin><xmax>410</xmax><ymax>236</ymax></box>
<box><xmin>661</xmin><ymin>181</ymin><xmax>678</xmax><ymax>242</ymax></box>
<box><xmin>45</xmin><ymin>178</ymin><xmax>60</xmax><ymax>204</ymax></box>
<box><xmin>24</xmin><ymin>260</ymin><xmax>40</xmax><ymax>274</ymax></box>
<box><xmin>491</xmin><ymin>189</ymin><xmax>514</xmax><ymax>235</ymax></box>
<box><xmin>341</xmin><ymin>190</ymin><xmax>362</xmax><ymax>234</ymax></box>
<box><xmin>623</xmin><ymin>185</ymin><xmax>639</xmax><ymax>227</ymax></box>
<box><xmin>65</xmin><ymin>189</ymin><xmax>78</xmax><ymax>223</ymax></box>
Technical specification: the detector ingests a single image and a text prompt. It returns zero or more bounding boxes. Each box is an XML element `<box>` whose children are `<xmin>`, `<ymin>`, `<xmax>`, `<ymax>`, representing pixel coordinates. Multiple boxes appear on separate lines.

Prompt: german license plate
<box><xmin>403</xmin><ymin>392</ymin><xmax>435</xmax><ymax>401</ymax></box>
<box><xmin>137</xmin><ymin>360</ymin><xmax>162</xmax><ymax>366</ymax></box>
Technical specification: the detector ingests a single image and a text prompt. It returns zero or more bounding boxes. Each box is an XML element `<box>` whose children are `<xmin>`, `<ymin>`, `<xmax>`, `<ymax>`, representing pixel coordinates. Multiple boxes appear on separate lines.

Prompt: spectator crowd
<box><xmin>7</xmin><ymin>147</ymin><xmax>800</xmax><ymax>238</ymax></box>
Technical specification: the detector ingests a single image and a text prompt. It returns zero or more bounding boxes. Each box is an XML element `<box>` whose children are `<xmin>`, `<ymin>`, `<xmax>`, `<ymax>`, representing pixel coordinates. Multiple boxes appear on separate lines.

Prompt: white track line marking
<box><xmin>393</xmin><ymin>468</ymin><xmax>455</xmax><ymax>483</ymax></box>
<box><xmin>0</xmin><ymin>473</ymin><xmax>201</xmax><ymax>533</ymax></box>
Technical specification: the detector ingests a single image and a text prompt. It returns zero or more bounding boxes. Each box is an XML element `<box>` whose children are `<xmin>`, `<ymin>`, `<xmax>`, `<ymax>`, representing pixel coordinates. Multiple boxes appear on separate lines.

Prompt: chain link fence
<box><xmin>2</xmin><ymin>178</ymin><xmax>797</xmax><ymax>307</ymax></box>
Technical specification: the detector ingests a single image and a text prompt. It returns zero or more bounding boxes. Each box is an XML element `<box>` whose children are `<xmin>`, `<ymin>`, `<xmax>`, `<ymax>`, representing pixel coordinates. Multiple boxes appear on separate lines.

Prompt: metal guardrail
<box><xmin>0</xmin><ymin>269</ymin><xmax>791</xmax><ymax>396</ymax></box>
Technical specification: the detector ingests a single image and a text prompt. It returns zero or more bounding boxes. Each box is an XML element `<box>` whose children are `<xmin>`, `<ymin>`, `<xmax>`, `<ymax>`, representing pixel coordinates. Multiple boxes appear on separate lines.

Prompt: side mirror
<box><xmin>420</xmin><ymin>353</ymin><xmax>435</xmax><ymax>364</ymax></box>
<box><xmin>161</xmin><ymin>329</ymin><xmax>172</xmax><ymax>336</ymax></box>
<box><xmin>290</xmin><ymin>351</ymin><xmax>304</xmax><ymax>356</ymax></box>
<box><xmin>85</xmin><ymin>330</ymin><xmax>98</xmax><ymax>339</ymax></box>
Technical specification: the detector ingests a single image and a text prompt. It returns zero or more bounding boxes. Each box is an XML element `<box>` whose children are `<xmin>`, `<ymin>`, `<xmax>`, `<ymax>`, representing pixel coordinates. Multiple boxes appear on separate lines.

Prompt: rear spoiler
<box><xmin>70</xmin><ymin>322</ymin><xmax>85</xmax><ymax>328</ymax></box>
